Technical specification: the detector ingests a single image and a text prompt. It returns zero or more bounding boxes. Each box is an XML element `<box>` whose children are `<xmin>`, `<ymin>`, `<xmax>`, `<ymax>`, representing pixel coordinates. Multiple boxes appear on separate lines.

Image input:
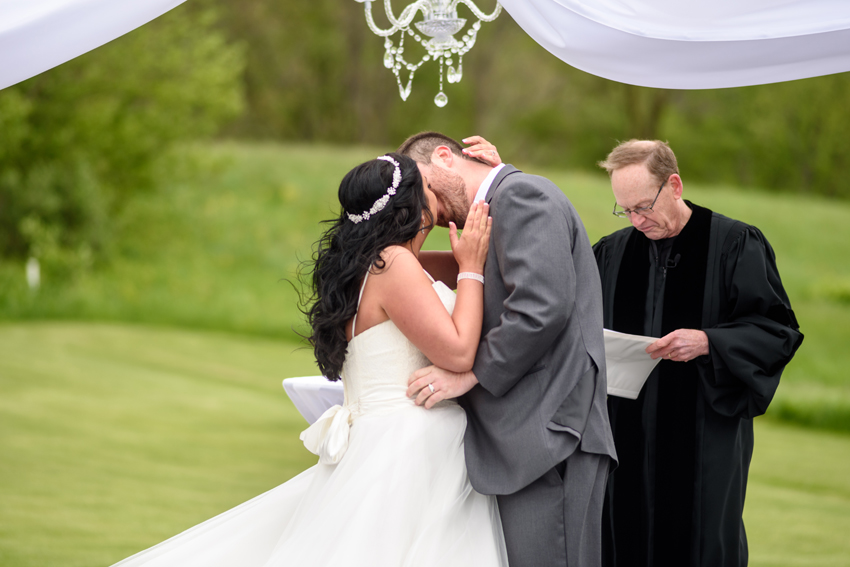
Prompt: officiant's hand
<box><xmin>462</xmin><ymin>135</ymin><xmax>502</xmax><ymax>167</ymax></box>
<box><xmin>407</xmin><ymin>366</ymin><xmax>479</xmax><ymax>409</ymax></box>
<box><xmin>646</xmin><ymin>329</ymin><xmax>709</xmax><ymax>362</ymax></box>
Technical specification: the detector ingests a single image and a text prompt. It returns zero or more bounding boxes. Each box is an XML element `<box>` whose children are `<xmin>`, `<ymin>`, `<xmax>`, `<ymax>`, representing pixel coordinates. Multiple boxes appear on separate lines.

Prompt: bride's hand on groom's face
<box><xmin>407</xmin><ymin>366</ymin><xmax>480</xmax><ymax>409</ymax></box>
<box><xmin>450</xmin><ymin>201</ymin><xmax>491</xmax><ymax>274</ymax></box>
<box><xmin>462</xmin><ymin>136</ymin><xmax>502</xmax><ymax>167</ymax></box>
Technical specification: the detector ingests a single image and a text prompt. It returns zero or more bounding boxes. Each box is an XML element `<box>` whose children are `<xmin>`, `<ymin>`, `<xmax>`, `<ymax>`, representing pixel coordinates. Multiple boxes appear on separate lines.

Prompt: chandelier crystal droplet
<box><xmin>357</xmin><ymin>0</ymin><xmax>501</xmax><ymax>107</ymax></box>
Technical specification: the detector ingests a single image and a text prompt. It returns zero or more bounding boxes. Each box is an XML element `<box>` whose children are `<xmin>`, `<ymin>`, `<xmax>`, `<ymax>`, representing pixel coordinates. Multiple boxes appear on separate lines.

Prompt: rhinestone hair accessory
<box><xmin>347</xmin><ymin>155</ymin><xmax>403</xmax><ymax>224</ymax></box>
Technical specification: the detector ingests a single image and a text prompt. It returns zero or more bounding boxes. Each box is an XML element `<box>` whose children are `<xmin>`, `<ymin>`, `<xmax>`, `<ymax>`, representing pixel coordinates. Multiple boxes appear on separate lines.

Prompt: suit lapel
<box><xmin>484</xmin><ymin>164</ymin><xmax>521</xmax><ymax>203</ymax></box>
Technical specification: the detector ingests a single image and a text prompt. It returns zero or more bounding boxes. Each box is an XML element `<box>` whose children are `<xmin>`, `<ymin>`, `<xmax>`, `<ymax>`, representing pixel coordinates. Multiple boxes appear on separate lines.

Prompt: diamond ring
<box><xmin>428</xmin><ymin>383</ymin><xmax>435</xmax><ymax>394</ymax></box>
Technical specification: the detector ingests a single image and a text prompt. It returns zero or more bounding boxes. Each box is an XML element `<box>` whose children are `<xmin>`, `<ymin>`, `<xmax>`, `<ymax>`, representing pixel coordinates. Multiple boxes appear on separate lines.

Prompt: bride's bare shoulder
<box><xmin>378</xmin><ymin>244</ymin><xmax>413</xmax><ymax>261</ymax></box>
<box><xmin>372</xmin><ymin>246</ymin><xmax>428</xmax><ymax>284</ymax></box>
<box><xmin>375</xmin><ymin>245</ymin><xmax>416</xmax><ymax>271</ymax></box>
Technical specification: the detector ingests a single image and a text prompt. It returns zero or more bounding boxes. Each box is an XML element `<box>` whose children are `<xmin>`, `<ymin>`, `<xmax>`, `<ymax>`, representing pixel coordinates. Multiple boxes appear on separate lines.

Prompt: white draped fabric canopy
<box><xmin>0</xmin><ymin>0</ymin><xmax>186</xmax><ymax>90</ymax></box>
<box><xmin>498</xmin><ymin>0</ymin><xmax>850</xmax><ymax>88</ymax></box>
<box><xmin>1</xmin><ymin>0</ymin><xmax>849</xmax><ymax>90</ymax></box>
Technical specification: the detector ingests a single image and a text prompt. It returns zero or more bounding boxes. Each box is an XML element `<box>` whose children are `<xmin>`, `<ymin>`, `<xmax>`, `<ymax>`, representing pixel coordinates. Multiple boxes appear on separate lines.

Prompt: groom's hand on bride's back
<box><xmin>407</xmin><ymin>366</ymin><xmax>479</xmax><ymax>409</ymax></box>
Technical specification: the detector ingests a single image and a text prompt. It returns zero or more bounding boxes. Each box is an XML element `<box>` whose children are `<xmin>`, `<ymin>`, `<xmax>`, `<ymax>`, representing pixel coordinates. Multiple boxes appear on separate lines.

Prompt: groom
<box><xmin>401</xmin><ymin>132</ymin><xmax>617</xmax><ymax>567</ymax></box>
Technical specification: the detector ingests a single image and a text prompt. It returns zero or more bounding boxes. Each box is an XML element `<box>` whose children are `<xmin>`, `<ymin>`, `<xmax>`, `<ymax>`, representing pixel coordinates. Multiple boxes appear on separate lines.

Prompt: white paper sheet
<box><xmin>602</xmin><ymin>328</ymin><xmax>660</xmax><ymax>400</ymax></box>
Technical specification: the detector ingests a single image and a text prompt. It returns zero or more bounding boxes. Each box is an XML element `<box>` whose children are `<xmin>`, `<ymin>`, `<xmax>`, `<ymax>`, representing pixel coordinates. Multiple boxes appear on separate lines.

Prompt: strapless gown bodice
<box><xmin>340</xmin><ymin>280</ymin><xmax>457</xmax><ymax>412</ymax></box>
<box><xmin>299</xmin><ymin>280</ymin><xmax>458</xmax><ymax>465</ymax></box>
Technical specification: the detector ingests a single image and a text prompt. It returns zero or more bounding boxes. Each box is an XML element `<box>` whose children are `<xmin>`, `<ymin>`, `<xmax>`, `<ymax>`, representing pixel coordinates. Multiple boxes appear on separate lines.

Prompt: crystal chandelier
<box><xmin>357</xmin><ymin>0</ymin><xmax>502</xmax><ymax>107</ymax></box>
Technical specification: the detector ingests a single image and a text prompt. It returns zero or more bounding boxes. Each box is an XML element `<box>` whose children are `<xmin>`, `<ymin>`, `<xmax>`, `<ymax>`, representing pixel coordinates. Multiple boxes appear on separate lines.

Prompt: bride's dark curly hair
<box><xmin>305</xmin><ymin>153</ymin><xmax>433</xmax><ymax>380</ymax></box>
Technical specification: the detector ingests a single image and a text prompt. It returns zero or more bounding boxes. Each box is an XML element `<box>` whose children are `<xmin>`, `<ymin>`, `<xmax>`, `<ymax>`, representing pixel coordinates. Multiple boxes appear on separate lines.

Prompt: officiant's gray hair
<box><xmin>397</xmin><ymin>131</ymin><xmax>487</xmax><ymax>166</ymax></box>
<box><xmin>598</xmin><ymin>139</ymin><xmax>679</xmax><ymax>184</ymax></box>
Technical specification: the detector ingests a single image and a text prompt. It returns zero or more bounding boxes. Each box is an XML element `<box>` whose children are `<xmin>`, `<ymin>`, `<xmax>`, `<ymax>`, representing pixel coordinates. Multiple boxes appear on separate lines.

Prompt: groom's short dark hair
<box><xmin>397</xmin><ymin>131</ymin><xmax>487</xmax><ymax>165</ymax></box>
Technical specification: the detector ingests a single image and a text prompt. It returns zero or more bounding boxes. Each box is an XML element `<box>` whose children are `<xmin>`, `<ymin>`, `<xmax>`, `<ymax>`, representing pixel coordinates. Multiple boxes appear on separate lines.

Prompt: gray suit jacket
<box><xmin>462</xmin><ymin>165</ymin><xmax>617</xmax><ymax>496</ymax></box>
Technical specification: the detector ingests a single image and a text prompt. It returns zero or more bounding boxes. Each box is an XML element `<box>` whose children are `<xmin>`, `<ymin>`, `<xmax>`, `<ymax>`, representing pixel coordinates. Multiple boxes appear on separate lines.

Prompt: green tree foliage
<box><xmin>663</xmin><ymin>76</ymin><xmax>850</xmax><ymax>197</ymax></box>
<box><xmin>210</xmin><ymin>0</ymin><xmax>850</xmax><ymax>198</ymax></box>
<box><xmin>0</xmin><ymin>3</ymin><xmax>244</xmax><ymax>270</ymax></box>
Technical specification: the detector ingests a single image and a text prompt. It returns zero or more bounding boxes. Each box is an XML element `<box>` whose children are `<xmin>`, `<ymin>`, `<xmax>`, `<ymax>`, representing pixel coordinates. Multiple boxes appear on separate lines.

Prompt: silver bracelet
<box><xmin>457</xmin><ymin>272</ymin><xmax>484</xmax><ymax>285</ymax></box>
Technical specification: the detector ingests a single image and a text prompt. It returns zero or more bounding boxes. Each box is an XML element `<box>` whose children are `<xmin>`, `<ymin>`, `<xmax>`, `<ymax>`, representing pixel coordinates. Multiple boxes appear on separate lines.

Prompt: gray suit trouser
<box><xmin>496</xmin><ymin>450</ymin><xmax>610</xmax><ymax>567</ymax></box>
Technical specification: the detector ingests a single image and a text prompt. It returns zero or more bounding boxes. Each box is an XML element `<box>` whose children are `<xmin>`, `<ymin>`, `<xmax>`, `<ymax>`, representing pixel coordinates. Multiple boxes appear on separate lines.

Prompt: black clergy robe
<box><xmin>593</xmin><ymin>203</ymin><xmax>803</xmax><ymax>567</ymax></box>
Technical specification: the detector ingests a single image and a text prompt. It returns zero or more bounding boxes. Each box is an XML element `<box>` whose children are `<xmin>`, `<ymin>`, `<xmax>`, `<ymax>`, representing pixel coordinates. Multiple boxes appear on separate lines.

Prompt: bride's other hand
<box><xmin>450</xmin><ymin>201</ymin><xmax>491</xmax><ymax>275</ymax></box>
<box><xmin>462</xmin><ymin>135</ymin><xmax>501</xmax><ymax>167</ymax></box>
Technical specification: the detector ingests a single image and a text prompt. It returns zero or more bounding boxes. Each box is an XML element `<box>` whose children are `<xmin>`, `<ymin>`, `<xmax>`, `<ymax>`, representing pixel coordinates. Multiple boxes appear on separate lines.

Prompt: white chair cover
<box><xmin>283</xmin><ymin>376</ymin><xmax>345</xmax><ymax>425</ymax></box>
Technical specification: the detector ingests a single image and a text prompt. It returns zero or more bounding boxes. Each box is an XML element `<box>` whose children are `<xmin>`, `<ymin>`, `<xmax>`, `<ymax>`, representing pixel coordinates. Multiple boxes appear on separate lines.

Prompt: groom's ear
<box><xmin>433</xmin><ymin>145</ymin><xmax>455</xmax><ymax>167</ymax></box>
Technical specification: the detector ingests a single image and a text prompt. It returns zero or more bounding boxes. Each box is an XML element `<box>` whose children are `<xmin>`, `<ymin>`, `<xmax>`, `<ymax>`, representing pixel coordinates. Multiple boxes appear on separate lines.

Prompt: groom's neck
<box><xmin>458</xmin><ymin>160</ymin><xmax>494</xmax><ymax>205</ymax></box>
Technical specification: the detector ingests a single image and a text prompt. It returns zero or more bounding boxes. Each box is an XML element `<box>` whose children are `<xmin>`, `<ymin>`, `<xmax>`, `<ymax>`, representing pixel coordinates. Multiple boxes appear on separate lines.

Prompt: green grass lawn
<box><xmin>746</xmin><ymin>421</ymin><xmax>850</xmax><ymax>566</ymax></box>
<box><xmin>0</xmin><ymin>140</ymin><xmax>848</xmax><ymax>432</ymax></box>
<box><xmin>0</xmin><ymin>322</ymin><xmax>319</xmax><ymax>567</ymax></box>
<box><xmin>0</xmin><ymin>322</ymin><xmax>847</xmax><ymax>567</ymax></box>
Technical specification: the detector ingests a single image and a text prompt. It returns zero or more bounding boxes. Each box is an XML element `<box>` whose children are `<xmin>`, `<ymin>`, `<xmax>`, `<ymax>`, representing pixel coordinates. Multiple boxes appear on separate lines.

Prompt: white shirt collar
<box><xmin>473</xmin><ymin>163</ymin><xmax>505</xmax><ymax>204</ymax></box>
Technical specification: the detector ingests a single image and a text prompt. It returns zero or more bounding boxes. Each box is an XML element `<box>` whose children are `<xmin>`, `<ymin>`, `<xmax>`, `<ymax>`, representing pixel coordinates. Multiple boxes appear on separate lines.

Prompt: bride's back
<box><xmin>341</xmin><ymin>274</ymin><xmax>456</xmax><ymax>409</ymax></box>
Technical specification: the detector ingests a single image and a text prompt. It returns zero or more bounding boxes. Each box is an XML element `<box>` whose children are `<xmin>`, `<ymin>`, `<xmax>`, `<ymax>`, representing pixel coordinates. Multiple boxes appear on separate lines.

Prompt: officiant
<box><xmin>592</xmin><ymin>140</ymin><xmax>803</xmax><ymax>567</ymax></box>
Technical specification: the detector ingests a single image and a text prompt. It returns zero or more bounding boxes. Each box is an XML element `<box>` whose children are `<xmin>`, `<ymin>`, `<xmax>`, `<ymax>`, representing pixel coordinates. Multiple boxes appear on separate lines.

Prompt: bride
<box><xmin>110</xmin><ymin>151</ymin><xmax>508</xmax><ymax>566</ymax></box>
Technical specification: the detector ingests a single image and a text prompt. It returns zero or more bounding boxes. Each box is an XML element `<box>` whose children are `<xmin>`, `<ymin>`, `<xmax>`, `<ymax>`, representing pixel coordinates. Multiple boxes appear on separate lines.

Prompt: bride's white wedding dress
<box><xmin>112</xmin><ymin>272</ymin><xmax>508</xmax><ymax>567</ymax></box>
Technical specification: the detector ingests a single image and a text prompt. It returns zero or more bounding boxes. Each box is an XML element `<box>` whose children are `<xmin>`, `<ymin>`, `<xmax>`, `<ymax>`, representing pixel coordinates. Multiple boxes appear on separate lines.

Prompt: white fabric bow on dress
<box><xmin>299</xmin><ymin>404</ymin><xmax>352</xmax><ymax>465</ymax></box>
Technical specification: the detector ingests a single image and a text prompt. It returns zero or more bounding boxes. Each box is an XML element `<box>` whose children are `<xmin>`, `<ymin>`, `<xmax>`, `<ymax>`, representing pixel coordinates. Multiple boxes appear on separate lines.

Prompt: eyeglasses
<box><xmin>612</xmin><ymin>180</ymin><xmax>666</xmax><ymax>219</ymax></box>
